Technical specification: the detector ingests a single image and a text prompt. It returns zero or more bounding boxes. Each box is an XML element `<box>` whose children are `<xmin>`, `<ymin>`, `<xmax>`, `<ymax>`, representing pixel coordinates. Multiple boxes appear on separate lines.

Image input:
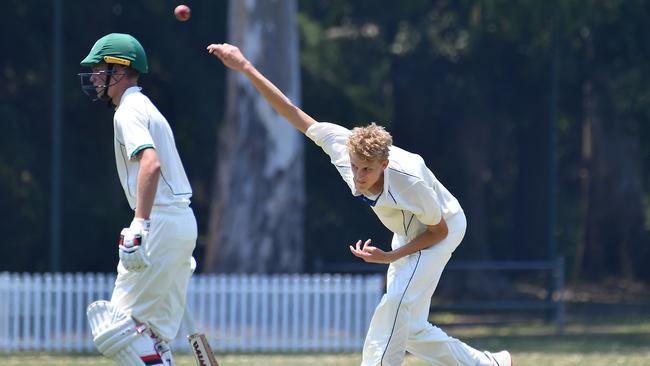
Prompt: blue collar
<box><xmin>356</xmin><ymin>190</ymin><xmax>383</xmax><ymax>207</ymax></box>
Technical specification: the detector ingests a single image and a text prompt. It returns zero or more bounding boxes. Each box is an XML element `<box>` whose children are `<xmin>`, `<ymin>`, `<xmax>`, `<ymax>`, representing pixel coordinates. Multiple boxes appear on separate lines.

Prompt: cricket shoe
<box><xmin>484</xmin><ymin>350</ymin><xmax>512</xmax><ymax>366</ymax></box>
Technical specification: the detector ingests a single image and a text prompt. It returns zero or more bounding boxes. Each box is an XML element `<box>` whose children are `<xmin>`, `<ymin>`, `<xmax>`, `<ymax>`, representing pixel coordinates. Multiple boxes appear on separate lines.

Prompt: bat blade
<box><xmin>188</xmin><ymin>333</ymin><xmax>219</xmax><ymax>366</ymax></box>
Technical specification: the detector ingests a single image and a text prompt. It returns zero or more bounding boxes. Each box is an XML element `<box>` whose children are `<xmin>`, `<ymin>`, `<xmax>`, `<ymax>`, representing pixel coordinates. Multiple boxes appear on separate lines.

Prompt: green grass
<box><xmin>3</xmin><ymin>315</ymin><xmax>650</xmax><ymax>366</ymax></box>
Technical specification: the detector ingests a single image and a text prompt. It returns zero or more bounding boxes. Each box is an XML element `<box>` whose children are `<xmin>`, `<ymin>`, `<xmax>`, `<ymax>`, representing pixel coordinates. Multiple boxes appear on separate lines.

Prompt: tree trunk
<box><xmin>204</xmin><ymin>0</ymin><xmax>304</xmax><ymax>273</ymax></box>
<box><xmin>583</xmin><ymin>98</ymin><xmax>645</xmax><ymax>280</ymax></box>
<box><xmin>573</xmin><ymin>78</ymin><xmax>594</xmax><ymax>283</ymax></box>
<box><xmin>576</xmin><ymin>33</ymin><xmax>645</xmax><ymax>280</ymax></box>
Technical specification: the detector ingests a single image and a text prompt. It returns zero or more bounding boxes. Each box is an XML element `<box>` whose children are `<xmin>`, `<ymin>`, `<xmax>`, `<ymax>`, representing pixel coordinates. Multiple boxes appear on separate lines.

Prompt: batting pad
<box><xmin>87</xmin><ymin>300</ymin><xmax>163</xmax><ymax>366</ymax></box>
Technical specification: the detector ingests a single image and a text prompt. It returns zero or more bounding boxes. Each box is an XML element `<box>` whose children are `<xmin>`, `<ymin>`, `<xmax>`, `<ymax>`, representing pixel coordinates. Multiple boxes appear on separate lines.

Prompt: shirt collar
<box><xmin>117</xmin><ymin>86</ymin><xmax>142</xmax><ymax>107</ymax></box>
<box><xmin>356</xmin><ymin>193</ymin><xmax>382</xmax><ymax>207</ymax></box>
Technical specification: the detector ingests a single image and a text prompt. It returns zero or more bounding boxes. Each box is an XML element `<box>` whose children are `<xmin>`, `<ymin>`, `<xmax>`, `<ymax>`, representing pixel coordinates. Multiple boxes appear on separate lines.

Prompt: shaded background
<box><xmin>1</xmin><ymin>0</ymin><xmax>649</xmax><ymax>290</ymax></box>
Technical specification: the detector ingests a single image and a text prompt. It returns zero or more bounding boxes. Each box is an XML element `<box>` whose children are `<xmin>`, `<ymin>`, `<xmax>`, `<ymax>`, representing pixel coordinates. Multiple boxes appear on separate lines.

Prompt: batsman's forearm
<box><xmin>135</xmin><ymin>161</ymin><xmax>160</xmax><ymax>219</ymax></box>
<box><xmin>242</xmin><ymin>64</ymin><xmax>316</xmax><ymax>133</ymax></box>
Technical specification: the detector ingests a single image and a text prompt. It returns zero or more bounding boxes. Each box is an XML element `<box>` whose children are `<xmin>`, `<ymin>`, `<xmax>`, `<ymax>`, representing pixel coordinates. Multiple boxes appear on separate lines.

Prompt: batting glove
<box><xmin>118</xmin><ymin>218</ymin><xmax>151</xmax><ymax>272</ymax></box>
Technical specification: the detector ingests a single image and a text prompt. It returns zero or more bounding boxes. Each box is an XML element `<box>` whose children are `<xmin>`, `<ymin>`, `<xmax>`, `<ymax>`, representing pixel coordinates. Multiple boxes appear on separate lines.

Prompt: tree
<box><xmin>204</xmin><ymin>0</ymin><xmax>305</xmax><ymax>273</ymax></box>
<box><xmin>571</xmin><ymin>1</ymin><xmax>648</xmax><ymax>280</ymax></box>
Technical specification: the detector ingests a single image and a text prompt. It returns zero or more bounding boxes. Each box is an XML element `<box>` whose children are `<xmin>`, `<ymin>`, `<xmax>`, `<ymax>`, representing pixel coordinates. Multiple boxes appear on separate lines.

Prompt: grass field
<box><xmin>3</xmin><ymin>312</ymin><xmax>650</xmax><ymax>366</ymax></box>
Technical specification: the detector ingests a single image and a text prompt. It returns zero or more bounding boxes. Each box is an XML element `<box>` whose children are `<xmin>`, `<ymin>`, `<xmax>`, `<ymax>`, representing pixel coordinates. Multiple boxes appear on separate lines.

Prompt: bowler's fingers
<box><xmin>208</xmin><ymin>43</ymin><xmax>249</xmax><ymax>72</ymax></box>
<box><xmin>206</xmin><ymin>43</ymin><xmax>219</xmax><ymax>54</ymax></box>
<box><xmin>350</xmin><ymin>240</ymin><xmax>367</xmax><ymax>257</ymax></box>
<box><xmin>208</xmin><ymin>45</ymin><xmax>229</xmax><ymax>63</ymax></box>
<box><xmin>349</xmin><ymin>246</ymin><xmax>370</xmax><ymax>261</ymax></box>
<box><xmin>206</xmin><ymin>44</ymin><xmax>228</xmax><ymax>62</ymax></box>
<box><xmin>206</xmin><ymin>43</ymin><xmax>228</xmax><ymax>52</ymax></box>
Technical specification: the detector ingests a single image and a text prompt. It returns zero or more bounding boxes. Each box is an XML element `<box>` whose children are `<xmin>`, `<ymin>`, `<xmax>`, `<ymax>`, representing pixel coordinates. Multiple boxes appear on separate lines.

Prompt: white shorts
<box><xmin>111</xmin><ymin>205</ymin><xmax>197</xmax><ymax>341</ymax></box>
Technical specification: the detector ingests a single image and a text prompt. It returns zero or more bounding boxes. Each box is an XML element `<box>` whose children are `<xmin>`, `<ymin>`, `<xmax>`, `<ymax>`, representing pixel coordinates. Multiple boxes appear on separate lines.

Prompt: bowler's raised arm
<box><xmin>207</xmin><ymin>43</ymin><xmax>317</xmax><ymax>134</ymax></box>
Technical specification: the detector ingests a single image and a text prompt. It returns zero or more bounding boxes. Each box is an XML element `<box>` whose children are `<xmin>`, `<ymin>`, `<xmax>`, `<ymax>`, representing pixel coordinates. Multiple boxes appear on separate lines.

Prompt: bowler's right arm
<box><xmin>207</xmin><ymin>43</ymin><xmax>317</xmax><ymax>134</ymax></box>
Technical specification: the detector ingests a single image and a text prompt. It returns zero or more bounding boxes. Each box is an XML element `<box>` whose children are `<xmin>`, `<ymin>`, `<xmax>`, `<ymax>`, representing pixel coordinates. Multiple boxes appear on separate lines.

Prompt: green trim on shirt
<box><xmin>130</xmin><ymin>144</ymin><xmax>154</xmax><ymax>159</ymax></box>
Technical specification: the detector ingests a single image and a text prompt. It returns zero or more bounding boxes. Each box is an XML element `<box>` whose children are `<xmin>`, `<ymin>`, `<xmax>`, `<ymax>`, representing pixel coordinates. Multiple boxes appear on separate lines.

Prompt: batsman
<box><xmin>208</xmin><ymin>43</ymin><xmax>513</xmax><ymax>366</ymax></box>
<box><xmin>78</xmin><ymin>33</ymin><xmax>197</xmax><ymax>366</ymax></box>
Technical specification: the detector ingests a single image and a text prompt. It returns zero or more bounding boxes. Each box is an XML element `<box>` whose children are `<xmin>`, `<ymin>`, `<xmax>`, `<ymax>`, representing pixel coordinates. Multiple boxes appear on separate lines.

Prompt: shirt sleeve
<box><xmin>305</xmin><ymin>122</ymin><xmax>356</xmax><ymax>193</ymax></box>
<box><xmin>115</xmin><ymin>104</ymin><xmax>155</xmax><ymax>160</ymax></box>
<box><xmin>403</xmin><ymin>180</ymin><xmax>443</xmax><ymax>226</ymax></box>
<box><xmin>305</xmin><ymin>122</ymin><xmax>351</xmax><ymax>165</ymax></box>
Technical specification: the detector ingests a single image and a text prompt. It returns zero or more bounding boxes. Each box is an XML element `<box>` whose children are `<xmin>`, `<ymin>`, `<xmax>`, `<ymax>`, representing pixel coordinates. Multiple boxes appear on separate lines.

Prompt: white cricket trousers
<box><xmin>362</xmin><ymin>212</ymin><xmax>493</xmax><ymax>366</ymax></box>
<box><xmin>111</xmin><ymin>205</ymin><xmax>197</xmax><ymax>342</ymax></box>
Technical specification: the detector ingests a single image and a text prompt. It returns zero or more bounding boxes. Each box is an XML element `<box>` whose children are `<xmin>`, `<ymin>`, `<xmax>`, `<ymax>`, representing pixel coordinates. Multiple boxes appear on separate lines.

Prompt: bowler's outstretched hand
<box><xmin>349</xmin><ymin>239</ymin><xmax>393</xmax><ymax>264</ymax></box>
<box><xmin>206</xmin><ymin>41</ymin><xmax>317</xmax><ymax>134</ymax></box>
<box><xmin>207</xmin><ymin>43</ymin><xmax>250</xmax><ymax>72</ymax></box>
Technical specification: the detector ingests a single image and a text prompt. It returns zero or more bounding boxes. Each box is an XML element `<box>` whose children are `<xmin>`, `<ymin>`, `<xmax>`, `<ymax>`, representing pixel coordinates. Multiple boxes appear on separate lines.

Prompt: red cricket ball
<box><xmin>174</xmin><ymin>5</ymin><xmax>191</xmax><ymax>22</ymax></box>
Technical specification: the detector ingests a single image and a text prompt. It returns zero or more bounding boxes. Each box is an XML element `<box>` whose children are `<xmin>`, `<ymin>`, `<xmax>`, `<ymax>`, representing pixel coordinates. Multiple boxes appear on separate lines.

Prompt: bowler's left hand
<box><xmin>349</xmin><ymin>239</ymin><xmax>393</xmax><ymax>264</ymax></box>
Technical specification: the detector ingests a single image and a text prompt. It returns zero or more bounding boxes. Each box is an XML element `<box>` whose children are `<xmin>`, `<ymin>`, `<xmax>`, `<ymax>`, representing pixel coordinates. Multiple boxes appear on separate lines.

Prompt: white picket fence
<box><xmin>0</xmin><ymin>272</ymin><xmax>384</xmax><ymax>353</ymax></box>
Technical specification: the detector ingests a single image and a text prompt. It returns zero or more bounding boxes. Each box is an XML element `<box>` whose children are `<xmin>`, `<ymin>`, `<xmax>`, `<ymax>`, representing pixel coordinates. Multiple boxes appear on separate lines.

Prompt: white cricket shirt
<box><xmin>306</xmin><ymin>122</ymin><xmax>462</xmax><ymax>241</ymax></box>
<box><xmin>113</xmin><ymin>87</ymin><xmax>192</xmax><ymax>210</ymax></box>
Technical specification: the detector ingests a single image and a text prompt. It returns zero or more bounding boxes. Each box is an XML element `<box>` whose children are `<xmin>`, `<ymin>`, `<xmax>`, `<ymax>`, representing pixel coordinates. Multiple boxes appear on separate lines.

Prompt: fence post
<box><xmin>352</xmin><ymin>275</ymin><xmax>363</xmax><ymax>348</ymax></box>
<box><xmin>230</xmin><ymin>275</ymin><xmax>239</xmax><ymax>351</ymax></box>
<box><xmin>33</xmin><ymin>273</ymin><xmax>42</xmax><ymax>351</ymax></box>
<box><xmin>290</xmin><ymin>274</ymin><xmax>300</xmax><ymax>350</ymax></box>
<box><xmin>0</xmin><ymin>273</ymin><xmax>8</xmax><ymax>351</ymax></box>
<box><xmin>300</xmin><ymin>274</ymin><xmax>310</xmax><ymax>352</ymax></box>
<box><xmin>22</xmin><ymin>273</ymin><xmax>32</xmax><ymax>351</ymax></box>
<box><xmin>333</xmin><ymin>274</ymin><xmax>342</xmax><ymax>351</ymax></box>
<box><xmin>218</xmin><ymin>275</ymin><xmax>227</xmax><ymax>351</ymax></box>
<box><xmin>43</xmin><ymin>273</ymin><xmax>52</xmax><ymax>351</ymax></box>
<box><xmin>323</xmin><ymin>273</ymin><xmax>331</xmax><ymax>352</ymax></box>
<box><xmin>11</xmin><ymin>273</ymin><xmax>20</xmax><ymax>352</ymax></box>
<box><xmin>207</xmin><ymin>274</ymin><xmax>218</xmax><ymax>353</ymax></box>
<box><xmin>240</xmin><ymin>274</ymin><xmax>250</xmax><ymax>351</ymax></box>
<box><xmin>64</xmin><ymin>273</ymin><xmax>74</xmax><ymax>352</ymax></box>
<box><xmin>342</xmin><ymin>275</ymin><xmax>351</xmax><ymax>350</ymax></box>
<box><xmin>198</xmin><ymin>274</ymin><xmax>207</xmax><ymax>345</ymax></box>
<box><xmin>249</xmin><ymin>274</ymin><xmax>259</xmax><ymax>351</ymax></box>
<box><xmin>54</xmin><ymin>273</ymin><xmax>64</xmax><ymax>351</ymax></box>
<box><xmin>312</xmin><ymin>274</ymin><xmax>321</xmax><ymax>352</ymax></box>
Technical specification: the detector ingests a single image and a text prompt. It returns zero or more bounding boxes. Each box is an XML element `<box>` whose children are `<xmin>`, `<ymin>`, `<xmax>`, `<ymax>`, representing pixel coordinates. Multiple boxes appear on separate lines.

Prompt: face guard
<box><xmin>79</xmin><ymin>34</ymin><xmax>147</xmax><ymax>107</ymax></box>
<box><xmin>77</xmin><ymin>64</ymin><xmax>126</xmax><ymax>102</ymax></box>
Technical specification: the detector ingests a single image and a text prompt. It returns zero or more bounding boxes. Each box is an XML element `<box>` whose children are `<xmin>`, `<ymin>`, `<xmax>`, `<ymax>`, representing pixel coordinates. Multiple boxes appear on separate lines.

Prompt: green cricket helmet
<box><xmin>78</xmin><ymin>33</ymin><xmax>148</xmax><ymax>103</ymax></box>
<box><xmin>81</xmin><ymin>33</ymin><xmax>148</xmax><ymax>73</ymax></box>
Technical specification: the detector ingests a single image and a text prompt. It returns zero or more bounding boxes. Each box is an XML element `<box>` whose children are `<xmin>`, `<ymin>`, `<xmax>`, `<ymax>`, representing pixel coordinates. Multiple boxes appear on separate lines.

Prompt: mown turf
<box><xmin>4</xmin><ymin>314</ymin><xmax>650</xmax><ymax>366</ymax></box>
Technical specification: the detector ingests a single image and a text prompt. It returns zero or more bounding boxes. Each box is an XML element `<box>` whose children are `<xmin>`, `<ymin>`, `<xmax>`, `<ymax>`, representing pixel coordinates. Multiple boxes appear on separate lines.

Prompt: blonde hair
<box><xmin>346</xmin><ymin>122</ymin><xmax>392</xmax><ymax>161</ymax></box>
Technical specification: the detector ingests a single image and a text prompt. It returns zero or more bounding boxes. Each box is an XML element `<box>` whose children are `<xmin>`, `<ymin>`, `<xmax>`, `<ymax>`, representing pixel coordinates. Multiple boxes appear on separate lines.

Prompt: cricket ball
<box><xmin>174</xmin><ymin>5</ymin><xmax>191</xmax><ymax>22</ymax></box>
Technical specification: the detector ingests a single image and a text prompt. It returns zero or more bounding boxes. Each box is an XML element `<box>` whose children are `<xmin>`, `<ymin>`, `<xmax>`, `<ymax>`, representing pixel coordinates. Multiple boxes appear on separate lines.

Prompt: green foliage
<box><xmin>298</xmin><ymin>0</ymin><xmax>650</xmax><ymax>279</ymax></box>
<box><xmin>0</xmin><ymin>1</ymin><xmax>226</xmax><ymax>272</ymax></box>
<box><xmin>0</xmin><ymin>1</ymin><xmax>648</xmax><ymax>280</ymax></box>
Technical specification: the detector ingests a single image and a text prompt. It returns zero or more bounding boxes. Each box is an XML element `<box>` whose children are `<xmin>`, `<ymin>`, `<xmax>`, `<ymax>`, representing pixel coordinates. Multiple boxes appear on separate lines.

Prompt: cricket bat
<box><xmin>183</xmin><ymin>305</ymin><xmax>219</xmax><ymax>366</ymax></box>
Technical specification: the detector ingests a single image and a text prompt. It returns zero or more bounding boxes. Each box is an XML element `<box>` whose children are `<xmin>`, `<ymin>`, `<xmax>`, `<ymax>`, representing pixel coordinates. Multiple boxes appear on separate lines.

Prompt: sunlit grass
<box><xmin>4</xmin><ymin>315</ymin><xmax>650</xmax><ymax>366</ymax></box>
